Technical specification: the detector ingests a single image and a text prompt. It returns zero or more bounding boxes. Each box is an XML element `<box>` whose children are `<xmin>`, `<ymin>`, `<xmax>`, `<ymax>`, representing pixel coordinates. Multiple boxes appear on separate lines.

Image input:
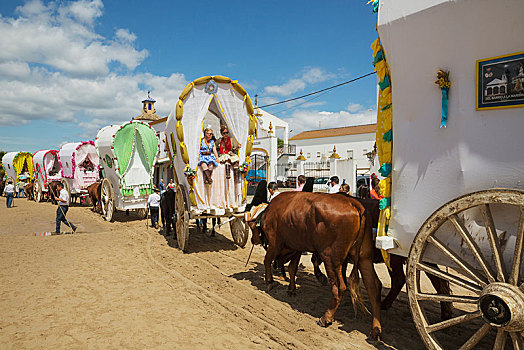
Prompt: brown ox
<box><xmin>87</xmin><ymin>182</ymin><xmax>101</xmax><ymax>212</ymax></box>
<box><xmin>25</xmin><ymin>183</ymin><xmax>34</xmax><ymax>201</ymax></box>
<box><xmin>250</xmin><ymin>191</ymin><xmax>382</xmax><ymax>339</ymax></box>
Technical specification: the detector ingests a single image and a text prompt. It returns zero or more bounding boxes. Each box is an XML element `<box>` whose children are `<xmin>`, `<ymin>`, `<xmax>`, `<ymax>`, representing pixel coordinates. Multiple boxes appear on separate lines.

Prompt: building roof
<box><xmin>134</xmin><ymin>113</ymin><xmax>162</xmax><ymax>121</ymax></box>
<box><xmin>142</xmin><ymin>96</ymin><xmax>156</xmax><ymax>103</ymax></box>
<box><xmin>289</xmin><ymin>124</ymin><xmax>376</xmax><ymax>141</ymax></box>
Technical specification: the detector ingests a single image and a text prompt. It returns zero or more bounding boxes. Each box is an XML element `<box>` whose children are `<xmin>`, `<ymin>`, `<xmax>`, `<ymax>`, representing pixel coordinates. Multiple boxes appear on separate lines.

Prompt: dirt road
<box><xmin>1</xmin><ymin>198</ymin><xmax>428</xmax><ymax>349</ymax></box>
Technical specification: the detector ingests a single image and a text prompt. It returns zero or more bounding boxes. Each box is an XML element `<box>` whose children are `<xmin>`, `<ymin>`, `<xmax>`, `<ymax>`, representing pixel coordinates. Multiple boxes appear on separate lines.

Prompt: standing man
<box><xmin>147</xmin><ymin>188</ymin><xmax>161</xmax><ymax>229</ymax></box>
<box><xmin>53</xmin><ymin>182</ymin><xmax>77</xmax><ymax>234</ymax></box>
<box><xmin>328</xmin><ymin>176</ymin><xmax>341</xmax><ymax>194</ymax></box>
<box><xmin>3</xmin><ymin>180</ymin><xmax>15</xmax><ymax>208</ymax></box>
<box><xmin>294</xmin><ymin>175</ymin><xmax>306</xmax><ymax>191</ymax></box>
<box><xmin>158</xmin><ymin>178</ymin><xmax>165</xmax><ymax>194</ymax></box>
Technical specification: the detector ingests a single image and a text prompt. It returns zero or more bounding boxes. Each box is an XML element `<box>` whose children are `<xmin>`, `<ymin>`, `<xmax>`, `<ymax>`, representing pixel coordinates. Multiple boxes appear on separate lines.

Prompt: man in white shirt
<box><xmin>147</xmin><ymin>188</ymin><xmax>161</xmax><ymax>229</ymax></box>
<box><xmin>328</xmin><ymin>176</ymin><xmax>341</xmax><ymax>194</ymax></box>
<box><xmin>3</xmin><ymin>180</ymin><xmax>15</xmax><ymax>208</ymax></box>
<box><xmin>53</xmin><ymin>182</ymin><xmax>77</xmax><ymax>234</ymax></box>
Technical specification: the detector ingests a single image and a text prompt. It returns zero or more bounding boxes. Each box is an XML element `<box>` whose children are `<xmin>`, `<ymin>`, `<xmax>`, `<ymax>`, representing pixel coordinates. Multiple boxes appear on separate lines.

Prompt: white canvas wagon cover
<box><xmin>59</xmin><ymin>141</ymin><xmax>100</xmax><ymax>191</ymax></box>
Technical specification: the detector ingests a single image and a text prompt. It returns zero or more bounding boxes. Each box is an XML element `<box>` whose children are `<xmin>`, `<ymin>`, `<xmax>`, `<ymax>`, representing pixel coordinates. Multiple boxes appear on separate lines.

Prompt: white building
<box><xmin>290</xmin><ymin>124</ymin><xmax>376</xmax><ymax>168</ymax></box>
<box><xmin>281</xmin><ymin>124</ymin><xmax>376</xmax><ymax>191</ymax></box>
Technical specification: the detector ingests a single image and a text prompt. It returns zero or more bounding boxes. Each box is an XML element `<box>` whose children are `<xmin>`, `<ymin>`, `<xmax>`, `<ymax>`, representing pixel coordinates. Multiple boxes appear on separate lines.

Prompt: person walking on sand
<box><xmin>53</xmin><ymin>182</ymin><xmax>77</xmax><ymax>234</ymax></box>
<box><xmin>3</xmin><ymin>180</ymin><xmax>15</xmax><ymax>208</ymax></box>
<box><xmin>147</xmin><ymin>188</ymin><xmax>161</xmax><ymax>229</ymax></box>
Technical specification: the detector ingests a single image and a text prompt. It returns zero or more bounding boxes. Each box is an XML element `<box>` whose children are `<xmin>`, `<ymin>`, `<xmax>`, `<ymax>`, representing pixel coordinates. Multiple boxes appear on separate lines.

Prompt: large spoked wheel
<box><xmin>230</xmin><ymin>217</ymin><xmax>249</xmax><ymax>248</ymax></box>
<box><xmin>136</xmin><ymin>208</ymin><xmax>147</xmax><ymax>219</ymax></box>
<box><xmin>175</xmin><ymin>185</ymin><xmax>189</xmax><ymax>252</ymax></box>
<box><xmin>407</xmin><ymin>189</ymin><xmax>524</xmax><ymax>350</ymax></box>
<box><xmin>34</xmin><ymin>181</ymin><xmax>43</xmax><ymax>202</ymax></box>
<box><xmin>100</xmin><ymin>178</ymin><xmax>114</xmax><ymax>222</ymax></box>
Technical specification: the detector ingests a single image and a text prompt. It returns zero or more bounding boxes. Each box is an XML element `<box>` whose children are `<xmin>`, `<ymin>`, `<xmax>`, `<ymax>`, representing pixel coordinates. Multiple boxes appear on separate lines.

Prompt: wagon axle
<box><xmin>479</xmin><ymin>282</ymin><xmax>524</xmax><ymax>332</ymax></box>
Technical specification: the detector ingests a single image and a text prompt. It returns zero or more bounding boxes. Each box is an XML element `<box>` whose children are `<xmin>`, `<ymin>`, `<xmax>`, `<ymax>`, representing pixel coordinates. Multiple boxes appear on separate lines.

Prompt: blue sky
<box><xmin>0</xmin><ymin>0</ymin><xmax>378</xmax><ymax>152</ymax></box>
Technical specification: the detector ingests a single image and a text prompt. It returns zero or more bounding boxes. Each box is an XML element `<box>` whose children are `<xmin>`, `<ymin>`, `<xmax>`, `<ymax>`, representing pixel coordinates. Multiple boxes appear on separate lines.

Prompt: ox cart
<box><xmin>58</xmin><ymin>141</ymin><xmax>100</xmax><ymax>203</ymax></box>
<box><xmin>33</xmin><ymin>149</ymin><xmax>62</xmax><ymax>202</ymax></box>
<box><xmin>95</xmin><ymin>121</ymin><xmax>160</xmax><ymax>221</ymax></box>
<box><xmin>373</xmin><ymin>0</ymin><xmax>524</xmax><ymax>348</ymax></box>
<box><xmin>2</xmin><ymin>151</ymin><xmax>34</xmax><ymax>186</ymax></box>
<box><xmin>165</xmin><ymin>75</ymin><xmax>256</xmax><ymax>251</ymax></box>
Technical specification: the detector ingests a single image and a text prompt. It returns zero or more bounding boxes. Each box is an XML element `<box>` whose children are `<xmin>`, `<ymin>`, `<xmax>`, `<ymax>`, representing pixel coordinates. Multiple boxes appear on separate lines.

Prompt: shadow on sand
<box><xmin>230</xmin><ymin>260</ymin><xmax>427</xmax><ymax>350</ymax></box>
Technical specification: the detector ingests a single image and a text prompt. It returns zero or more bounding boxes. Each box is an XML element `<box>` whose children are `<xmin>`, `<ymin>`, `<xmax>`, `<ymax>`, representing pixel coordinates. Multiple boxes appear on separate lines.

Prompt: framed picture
<box><xmin>476</xmin><ymin>51</ymin><xmax>524</xmax><ymax>110</ymax></box>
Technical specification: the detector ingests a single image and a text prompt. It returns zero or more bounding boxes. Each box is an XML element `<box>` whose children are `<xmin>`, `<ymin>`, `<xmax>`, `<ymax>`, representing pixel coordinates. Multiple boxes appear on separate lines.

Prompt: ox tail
<box><xmin>348</xmin><ymin>206</ymin><xmax>370</xmax><ymax>316</ymax></box>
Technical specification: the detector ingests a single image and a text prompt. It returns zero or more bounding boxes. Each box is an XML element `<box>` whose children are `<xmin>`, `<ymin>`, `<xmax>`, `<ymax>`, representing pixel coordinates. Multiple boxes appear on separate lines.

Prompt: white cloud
<box><xmin>0</xmin><ymin>0</ymin><xmax>148</xmax><ymax>77</ymax></box>
<box><xmin>285</xmin><ymin>108</ymin><xmax>376</xmax><ymax>135</ymax></box>
<box><xmin>115</xmin><ymin>28</ymin><xmax>137</xmax><ymax>43</ymax></box>
<box><xmin>0</xmin><ymin>0</ymin><xmax>187</xmax><ymax>136</ymax></box>
<box><xmin>347</xmin><ymin>102</ymin><xmax>364</xmax><ymax>113</ymax></box>
<box><xmin>264</xmin><ymin>67</ymin><xmax>334</xmax><ymax>97</ymax></box>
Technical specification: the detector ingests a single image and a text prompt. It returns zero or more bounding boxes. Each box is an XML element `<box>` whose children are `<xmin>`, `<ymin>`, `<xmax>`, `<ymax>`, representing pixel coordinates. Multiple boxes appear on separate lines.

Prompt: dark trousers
<box><xmin>56</xmin><ymin>206</ymin><xmax>74</xmax><ymax>233</ymax></box>
<box><xmin>6</xmin><ymin>193</ymin><xmax>14</xmax><ymax>208</ymax></box>
<box><xmin>150</xmin><ymin>206</ymin><xmax>159</xmax><ymax>226</ymax></box>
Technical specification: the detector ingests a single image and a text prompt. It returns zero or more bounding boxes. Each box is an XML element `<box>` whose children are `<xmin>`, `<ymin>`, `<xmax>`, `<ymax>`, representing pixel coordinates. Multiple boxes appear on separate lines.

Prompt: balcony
<box><xmin>277</xmin><ymin>144</ymin><xmax>296</xmax><ymax>156</ymax></box>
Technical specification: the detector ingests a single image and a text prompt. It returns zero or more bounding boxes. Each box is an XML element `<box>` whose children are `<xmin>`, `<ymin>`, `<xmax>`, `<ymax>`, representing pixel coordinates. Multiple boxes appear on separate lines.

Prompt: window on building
<box><xmin>306</xmin><ymin>153</ymin><xmax>311</xmax><ymax>158</ymax></box>
<box><xmin>487</xmin><ymin>87</ymin><xmax>493</xmax><ymax>95</ymax></box>
<box><xmin>501</xmin><ymin>86</ymin><xmax>506</xmax><ymax>94</ymax></box>
<box><xmin>316</xmin><ymin>152</ymin><xmax>320</xmax><ymax>158</ymax></box>
<box><xmin>347</xmin><ymin>150</ymin><xmax>353</xmax><ymax>159</ymax></box>
<box><xmin>493</xmin><ymin>86</ymin><xmax>499</xmax><ymax>94</ymax></box>
<box><xmin>148</xmin><ymin>103</ymin><xmax>152</xmax><ymax>110</ymax></box>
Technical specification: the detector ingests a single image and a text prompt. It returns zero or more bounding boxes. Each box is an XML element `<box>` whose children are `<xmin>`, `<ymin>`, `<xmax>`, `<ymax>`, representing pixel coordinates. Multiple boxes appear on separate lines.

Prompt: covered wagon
<box><xmin>58</xmin><ymin>141</ymin><xmax>100</xmax><ymax>202</ymax></box>
<box><xmin>372</xmin><ymin>0</ymin><xmax>524</xmax><ymax>348</ymax></box>
<box><xmin>165</xmin><ymin>75</ymin><xmax>257</xmax><ymax>251</ymax></box>
<box><xmin>2</xmin><ymin>151</ymin><xmax>34</xmax><ymax>185</ymax></box>
<box><xmin>95</xmin><ymin>121</ymin><xmax>160</xmax><ymax>221</ymax></box>
<box><xmin>33</xmin><ymin>149</ymin><xmax>62</xmax><ymax>202</ymax></box>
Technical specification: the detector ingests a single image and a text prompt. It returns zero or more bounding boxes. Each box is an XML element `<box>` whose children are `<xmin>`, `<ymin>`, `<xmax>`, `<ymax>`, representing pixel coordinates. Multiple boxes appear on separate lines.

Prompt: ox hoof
<box><xmin>369</xmin><ymin>327</ymin><xmax>381</xmax><ymax>341</ymax></box>
<box><xmin>287</xmin><ymin>289</ymin><xmax>297</xmax><ymax>297</ymax></box>
<box><xmin>316</xmin><ymin>318</ymin><xmax>332</xmax><ymax>327</ymax></box>
<box><xmin>266</xmin><ymin>281</ymin><xmax>278</xmax><ymax>292</ymax></box>
<box><xmin>317</xmin><ymin>274</ymin><xmax>328</xmax><ymax>286</ymax></box>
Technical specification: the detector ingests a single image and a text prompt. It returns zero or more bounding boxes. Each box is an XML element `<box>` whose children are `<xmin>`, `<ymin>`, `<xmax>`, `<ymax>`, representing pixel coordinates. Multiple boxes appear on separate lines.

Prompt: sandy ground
<box><xmin>1</xmin><ymin>197</ymin><xmax>445</xmax><ymax>349</ymax></box>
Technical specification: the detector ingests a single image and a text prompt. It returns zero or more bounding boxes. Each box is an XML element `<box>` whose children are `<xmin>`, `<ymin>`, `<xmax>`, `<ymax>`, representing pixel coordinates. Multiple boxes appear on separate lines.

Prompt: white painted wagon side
<box><xmin>95</xmin><ymin>121</ymin><xmax>159</xmax><ymax>221</ymax></box>
<box><xmin>58</xmin><ymin>141</ymin><xmax>100</xmax><ymax>196</ymax></box>
<box><xmin>375</xmin><ymin>0</ymin><xmax>524</xmax><ymax>348</ymax></box>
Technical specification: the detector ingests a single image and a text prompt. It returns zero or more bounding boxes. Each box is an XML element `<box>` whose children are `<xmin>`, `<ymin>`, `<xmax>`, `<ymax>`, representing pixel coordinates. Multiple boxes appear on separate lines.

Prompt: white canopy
<box><xmin>59</xmin><ymin>141</ymin><xmax>100</xmax><ymax>191</ymax></box>
<box><xmin>33</xmin><ymin>150</ymin><xmax>61</xmax><ymax>186</ymax></box>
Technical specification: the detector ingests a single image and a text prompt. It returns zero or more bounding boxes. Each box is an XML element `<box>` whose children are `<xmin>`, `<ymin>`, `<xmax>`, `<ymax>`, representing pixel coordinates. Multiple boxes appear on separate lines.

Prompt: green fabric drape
<box><xmin>113</xmin><ymin>124</ymin><xmax>136</xmax><ymax>176</ymax></box>
<box><xmin>136</xmin><ymin>123</ymin><xmax>159</xmax><ymax>170</ymax></box>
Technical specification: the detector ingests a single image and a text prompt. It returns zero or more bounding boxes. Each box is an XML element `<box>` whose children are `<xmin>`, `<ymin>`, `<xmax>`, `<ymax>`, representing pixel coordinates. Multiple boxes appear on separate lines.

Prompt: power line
<box><xmin>259</xmin><ymin>71</ymin><xmax>376</xmax><ymax>109</ymax></box>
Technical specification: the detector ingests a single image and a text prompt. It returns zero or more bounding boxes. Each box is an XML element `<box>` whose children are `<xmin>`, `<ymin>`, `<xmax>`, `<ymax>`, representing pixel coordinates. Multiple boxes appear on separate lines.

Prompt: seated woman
<box><xmin>217</xmin><ymin>125</ymin><xmax>240</xmax><ymax>181</ymax></box>
<box><xmin>198</xmin><ymin>127</ymin><xmax>219</xmax><ymax>184</ymax></box>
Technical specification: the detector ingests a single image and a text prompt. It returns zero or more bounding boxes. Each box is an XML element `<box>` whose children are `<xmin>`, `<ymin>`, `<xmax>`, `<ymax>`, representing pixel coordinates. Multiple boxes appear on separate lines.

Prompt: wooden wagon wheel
<box><xmin>100</xmin><ymin>178</ymin><xmax>114</xmax><ymax>222</ymax></box>
<box><xmin>34</xmin><ymin>181</ymin><xmax>43</xmax><ymax>202</ymax></box>
<box><xmin>407</xmin><ymin>189</ymin><xmax>524</xmax><ymax>350</ymax></box>
<box><xmin>175</xmin><ymin>184</ymin><xmax>189</xmax><ymax>252</ymax></box>
<box><xmin>230</xmin><ymin>217</ymin><xmax>249</xmax><ymax>248</ymax></box>
<box><xmin>135</xmin><ymin>208</ymin><xmax>147</xmax><ymax>219</ymax></box>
